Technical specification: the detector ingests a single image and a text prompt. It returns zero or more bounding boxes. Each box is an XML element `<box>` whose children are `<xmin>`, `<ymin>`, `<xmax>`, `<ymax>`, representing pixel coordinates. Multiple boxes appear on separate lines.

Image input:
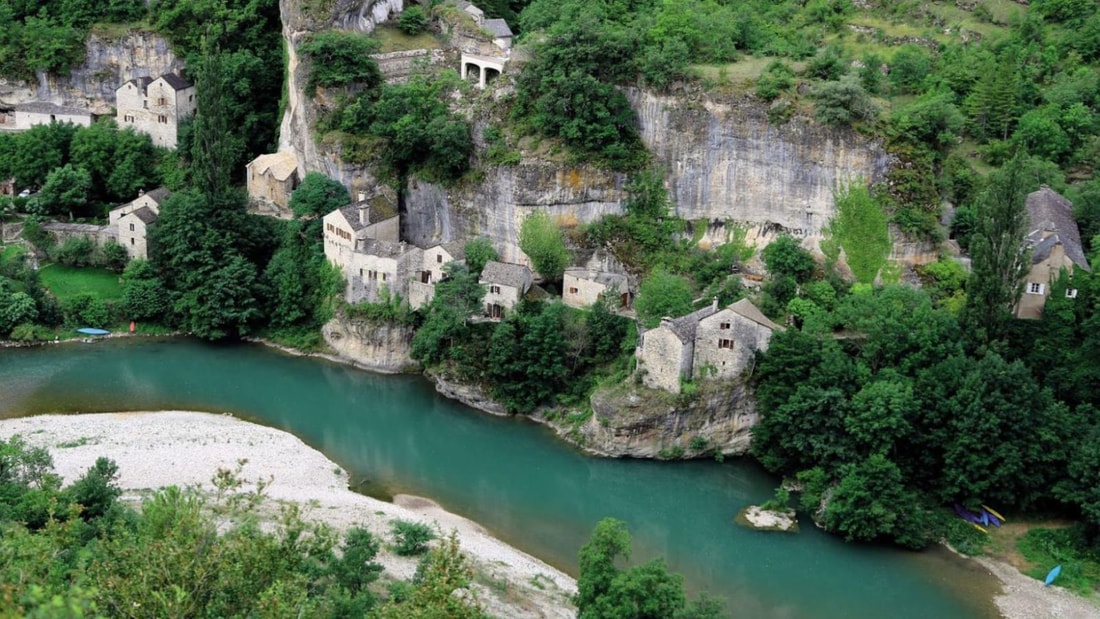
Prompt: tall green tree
<box><xmin>519</xmin><ymin>210</ymin><xmax>570</xmax><ymax>282</ymax></box>
<box><xmin>962</xmin><ymin>153</ymin><xmax>1033</xmax><ymax>343</ymax></box>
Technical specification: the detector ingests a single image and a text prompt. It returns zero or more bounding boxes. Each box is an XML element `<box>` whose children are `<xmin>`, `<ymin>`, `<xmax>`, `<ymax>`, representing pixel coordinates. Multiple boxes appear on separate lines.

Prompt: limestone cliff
<box><xmin>576</xmin><ymin>380</ymin><xmax>757</xmax><ymax>459</ymax></box>
<box><xmin>322</xmin><ymin>312</ymin><xmax>419</xmax><ymax>373</ymax></box>
<box><xmin>0</xmin><ymin>31</ymin><xmax>184</xmax><ymax>112</ymax></box>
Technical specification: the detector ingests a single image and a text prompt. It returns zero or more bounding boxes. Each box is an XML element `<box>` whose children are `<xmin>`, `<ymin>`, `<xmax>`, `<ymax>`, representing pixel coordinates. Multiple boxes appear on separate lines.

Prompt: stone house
<box><xmin>115</xmin><ymin>73</ymin><xmax>195</xmax><ymax>149</ymax></box>
<box><xmin>453</xmin><ymin>0</ymin><xmax>484</xmax><ymax>23</ymax></box>
<box><xmin>11</xmin><ymin>102</ymin><xmax>94</xmax><ymax>130</ymax></box>
<box><xmin>479</xmin><ymin>260</ymin><xmax>532</xmax><ymax>319</ymax></box>
<box><xmin>107</xmin><ymin>188</ymin><xmax>170</xmax><ymax>260</ymax></box>
<box><xmin>637</xmin><ymin>302</ymin><xmax>718</xmax><ymax>394</ymax></box>
<box><xmin>322</xmin><ymin>198</ymin><xmax>400</xmax><ymax>273</ymax></box>
<box><xmin>246</xmin><ymin>152</ymin><xmax>300</xmax><ymax>214</ymax></box>
<box><xmin>408</xmin><ymin>241</ymin><xmax>467</xmax><ymax>310</ymax></box>
<box><xmin>692</xmin><ymin>299</ymin><xmax>783</xmax><ymax>382</ymax></box>
<box><xmin>345</xmin><ymin>239</ymin><xmax>423</xmax><ymax>304</ymax></box>
<box><xmin>637</xmin><ymin>299</ymin><xmax>781</xmax><ymax>393</ymax></box>
<box><xmin>562</xmin><ymin>268</ymin><xmax>632</xmax><ymax>310</ymax></box>
<box><xmin>1016</xmin><ymin>186</ymin><xmax>1092</xmax><ymax>319</ymax></box>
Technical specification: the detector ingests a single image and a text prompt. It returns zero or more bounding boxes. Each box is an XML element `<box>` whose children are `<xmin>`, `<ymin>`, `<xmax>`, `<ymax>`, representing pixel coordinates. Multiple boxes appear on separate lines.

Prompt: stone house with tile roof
<box><xmin>246</xmin><ymin>152</ymin><xmax>300</xmax><ymax>214</ymax></box>
<box><xmin>107</xmin><ymin>188</ymin><xmax>170</xmax><ymax>260</ymax></box>
<box><xmin>1016</xmin><ymin>186</ymin><xmax>1092</xmax><ymax>319</ymax></box>
<box><xmin>10</xmin><ymin>102</ymin><xmax>94</xmax><ymax>130</ymax></box>
<box><xmin>562</xmin><ymin>268</ymin><xmax>632</xmax><ymax>310</ymax></box>
<box><xmin>322</xmin><ymin>197</ymin><xmax>400</xmax><ymax>272</ymax></box>
<box><xmin>409</xmin><ymin>241</ymin><xmax>468</xmax><ymax>310</ymax></box>
<box><xmin>479</xmin><ymin>260</ymin><xmax>532</xmax><ymax>319</ymax></box>
<box><xmin>637</xmin><ymin>299</ymin><xmax>782</xmax><ymax>393</ymax></box>
<box><xmin>483</xmin><ymin>18</ymin><xmax>513</xmax><ymax>51</ymax></box>
<box><xmin>115</xmin><ymin>73</ymin><xmax>195</xmax><ymax>149</ymax></box>
<box><xmin>345</xmin><ymin>239</ymin><xmax>423</xmax><ymax>304</ymax></box>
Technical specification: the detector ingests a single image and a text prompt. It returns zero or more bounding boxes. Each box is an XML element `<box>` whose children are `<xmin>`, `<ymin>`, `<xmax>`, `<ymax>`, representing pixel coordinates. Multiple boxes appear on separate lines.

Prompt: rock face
<box><xmin>627</xmin><ymin>88</ymin><xmax>893</xmax><ymax>242</ymax></box>
<box><xmin>425</xmin><ymin>370</ymin><xmax>507</xmax><ymax>416</ymax></box>
<box><xmin>0</xmin><ymin>31</ymin><xmax>184</xmax><ymax>112</ymax></box>
<box><xmin>403</xmin><ymin>165</ymin><xmax>627</xmax><ymax>262</ymax></box>
<box><xmin>322</xmin><ymin>313</ymin><xmax>419</xmax><ymax>373</ymax></box>
<box><xmin>735</xmin><ymin>505</ymin><xmax>799</xmax><ymax>533</ymax></box>
<box><xmin>582</xmin><ymin>379</ymin><xmax>757</xmax><ymax>458</ymax></box>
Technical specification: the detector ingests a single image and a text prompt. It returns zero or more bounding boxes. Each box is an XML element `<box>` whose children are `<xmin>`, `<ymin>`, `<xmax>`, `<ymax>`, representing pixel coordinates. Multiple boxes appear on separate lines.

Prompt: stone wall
<box><xmin>638</xmin><ymin>327</ymin><xmax>690</xmax><ymax>394</ymax></box>
<box><xmin>372</xmin><ymin>49</ymin><xmax>448</xmax><ymax>83</ymax></box>
<box><xmin>41</xmin><ymin>222</ymin><xmax>115</xmax><ymax>248</ymax></box>
<box><xmin>693</xmin><ymin>310</ymin><xmax>773</xmax><ymax>382</ymax></box>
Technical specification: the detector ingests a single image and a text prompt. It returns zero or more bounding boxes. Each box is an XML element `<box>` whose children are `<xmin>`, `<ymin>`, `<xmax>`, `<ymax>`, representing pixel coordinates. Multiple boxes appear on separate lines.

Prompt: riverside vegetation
<box><xmin>2</xmin><ymin>0</ymin><xmax>1100</xmax><ymax>606</ymax></box>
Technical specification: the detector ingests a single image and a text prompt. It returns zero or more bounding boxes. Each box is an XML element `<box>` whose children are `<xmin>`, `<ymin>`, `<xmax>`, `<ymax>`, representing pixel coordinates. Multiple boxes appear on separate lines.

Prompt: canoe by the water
<box><xmin>1045</xmin><ymin>565</ymin><xmax>1062</xmax><ymax>586</ymax></box>
<box><xmin>981</xmin><ymin>505</ymin><xmax>1007</xmax><ymax>522</ymax></box>
<box><xmin>76</xmin><ymin>328</ymin><xmax>110</xmax><ymax>336</ymax></box>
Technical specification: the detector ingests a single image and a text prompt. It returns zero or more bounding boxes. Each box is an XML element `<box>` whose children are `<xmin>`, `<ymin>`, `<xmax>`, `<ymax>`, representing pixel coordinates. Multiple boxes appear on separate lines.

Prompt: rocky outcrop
<box><xmin>425</xmin><ymin>370</ymin><xmax>507</xmax><ymax>416</ymax></box>
<box><xmin>735</xmin><ymin>505</ymin><xmax>799</xmax><ymax>533</ymax></box>
<box><xmin>580</xmin><ymin>379</ymin><xmax>757</xmax><ymax>459</ymax></box>
<box><xmin>0</xmin><ymin>31</ymin><xmax>184</xmax><ymax>112</ymax></box>
<box><xmin>322</xmin><ymin>313</ymin><xmax>419</xmax><ymax>373</ymax></box>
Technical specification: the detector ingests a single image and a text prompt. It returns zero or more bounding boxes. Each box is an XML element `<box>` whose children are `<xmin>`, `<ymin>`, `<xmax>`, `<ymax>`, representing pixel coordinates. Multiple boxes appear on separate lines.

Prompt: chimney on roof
<box><xmin>712</xmin><ymin>296</ymin><xmax>719</xmax><ymax>311</ymax></box>
<box><xmin>357</xmin><ymin>191</ymin><xmax>367</xmax><ymax>202</ymax></box>
<box><xmin>138</xmin><ymin>188</ymin><xmax>145</xmax><ymax>196</ymax></box>
<box><xmin>359</xmin><ymin>203</ymin><xmax>369</xmax><ymax>226</ymax></box>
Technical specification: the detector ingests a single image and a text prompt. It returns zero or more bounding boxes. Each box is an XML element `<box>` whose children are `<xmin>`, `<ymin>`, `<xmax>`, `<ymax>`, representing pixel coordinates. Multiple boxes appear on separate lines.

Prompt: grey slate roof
<box><xmin>484</xmin><ymin>18</ymin><xmax>513</xmax><ymax>38</ymax></box>
<box><xmin>728</xmin><ymin>298</ymin><xmax>784</xmax><ymax>331</ymax></box>
<box><xmin>1025</xmin><ymin>186</ymin><xmax>1091</xmax><ymax>271</ymax></box>
<box><xmin>360</xmin><ymin>238</ymin><xmax>415</xmax><ymax>259</ymax></box>
<box><xmin>339</xmin><ymin>199</ymin><xmax>398</xmax><ymax>232</ymax></box>
<box><xmin>564</xmin><ymin>268</ymin><xmax>628</xmax><ymax>290</ymax></box>
<box><xmin>124</xmin><ymin>76</ymin><xmax>153</xmax><ymax>94</ymax></box>
<box><xmin>157</xmin><ymin>73</ymin><xmax>192</xmax><ymax>91</ymax></box>
<box><xmin>128</xmin><ymin>206</ymin><xmax>158</xmax><ymax>225</ymax></box>
<box><xmin>439</xmin><ymin>240</ymin><xmax>467</xmax><ymax>261</ymax></box>
<box><xmin>479</xmin><ymin>260</ymin><xmax>531</xmax><ymax>290</ymax></box>
<box><xmin>144</xmin><ymin>187</ymin><xmax>171</xmax><ymax>205</ymax></box>
<box><xmin>662</xmin><ymin>304</ymin><xmax>719</xmax><ymax>344</ymax></box>
<box><xmin>14</xmin><ymin>101</ymin><xmax>93</xmax><ymax>117</ymax></box>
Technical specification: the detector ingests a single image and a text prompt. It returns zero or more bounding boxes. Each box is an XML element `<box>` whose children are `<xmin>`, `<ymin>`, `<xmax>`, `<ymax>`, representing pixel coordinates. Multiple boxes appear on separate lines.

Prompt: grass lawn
<box><xmin>373</xmin><ymin>25</ymin><xmax>442</xmax><ymax>53</ymax></box>
<box><xmin>1</xmin><ymin>243</ymin><xmax>27</xmax><ymax>267</ymax></box>
<box><xmin>37</xmin><ymin>264</ymin><xmax>124</xmax><ymax>303</ymax></box>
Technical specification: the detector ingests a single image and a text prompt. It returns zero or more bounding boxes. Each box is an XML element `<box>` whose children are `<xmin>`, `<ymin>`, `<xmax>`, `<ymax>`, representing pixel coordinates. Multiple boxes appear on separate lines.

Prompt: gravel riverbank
<box><xmin>0</xmin><ymin>411</ymin><xmax>576</xmax><ymax>619</ymax></box>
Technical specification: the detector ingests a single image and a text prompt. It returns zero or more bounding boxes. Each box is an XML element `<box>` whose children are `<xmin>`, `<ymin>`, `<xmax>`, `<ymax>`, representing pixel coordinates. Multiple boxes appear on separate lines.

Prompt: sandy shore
<box><xmin>975</xmin><ymin>556</ymin><xmax>1100</xmax><ymax>619</ymax></box>
<box><xmin>0</xmin><ymin>411</ymin><xmax>576</xmax><ymax>619</ymax></box>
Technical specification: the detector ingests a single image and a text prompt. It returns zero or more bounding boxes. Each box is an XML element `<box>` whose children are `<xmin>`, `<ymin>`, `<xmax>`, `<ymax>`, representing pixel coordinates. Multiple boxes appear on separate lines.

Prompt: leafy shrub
<box><xmin>100</xmin><ymin>241</ymin><xmax>130</xmax><ymax>273</ymax></box>
<box><xmin>813</xmin><ymin>77</ymin><xmax>878</xmax><ymax>126</ymax></box>
<box><xmin>756</xmin><ymin>61</ymin><xmax>795</xmax><ymax>101</ymax></box>
<box><xmin>399</xmin><ymin>6</ymin><xmax>428</xmax><ymax>35</ymax></box>
<box><xmin>64</xmin><ymin>293</ymin><xmax>110</xmax><ymax>328</ymax></box>
<box><xmin>54</xmin><ymin>237</ymin><xmax>95</xmax><ymax>268</ymax></box>
<box><xmin>299</xmin><ymin>30</ymin><xmax>382</xmax><ymax>94</ymax></box>
<box><xmin>391</xmin><ymin>519</ymin><xmax>436</xmax><ymax>556</ymax></box>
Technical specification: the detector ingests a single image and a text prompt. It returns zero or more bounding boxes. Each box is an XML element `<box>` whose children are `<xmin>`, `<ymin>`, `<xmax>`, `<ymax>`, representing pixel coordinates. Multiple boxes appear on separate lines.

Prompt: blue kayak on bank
<box><xmin>1045</xmin><ymin>565</ymin><xmax>1062</xmax><ymax>586</ymax></box>
<box><xmin>76</xmin><ymin>328</ymin><xmax>110</xmax><ymax>336</ymax></box>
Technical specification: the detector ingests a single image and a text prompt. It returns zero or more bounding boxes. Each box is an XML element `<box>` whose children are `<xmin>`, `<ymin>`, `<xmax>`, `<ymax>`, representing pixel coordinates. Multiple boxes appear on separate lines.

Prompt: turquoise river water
<box><xmin>0</xmin><ymin>339</ymin><xmax>1003</xmax><ymax>618</ymax></box>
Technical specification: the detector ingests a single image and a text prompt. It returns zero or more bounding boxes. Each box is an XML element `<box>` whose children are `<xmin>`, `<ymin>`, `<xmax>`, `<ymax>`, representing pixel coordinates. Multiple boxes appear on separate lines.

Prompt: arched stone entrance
<box><xmin>460</xmin><ymin>53</ymin><xmax>506</xmax><ymax>89</ymax></box>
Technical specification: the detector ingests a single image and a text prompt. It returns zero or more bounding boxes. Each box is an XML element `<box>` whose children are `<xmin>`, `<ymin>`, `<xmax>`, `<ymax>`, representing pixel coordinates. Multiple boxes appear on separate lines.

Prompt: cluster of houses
<box><xmin>0</xmin><ymin>73</ymin><xmax>194</xmax><ymax>151</ymax></box>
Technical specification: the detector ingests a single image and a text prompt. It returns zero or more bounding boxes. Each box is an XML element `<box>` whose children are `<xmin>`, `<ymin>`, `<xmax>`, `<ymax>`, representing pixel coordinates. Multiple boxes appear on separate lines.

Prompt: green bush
<box><xmin>299</xmin><ymin>30</ymin><xmax>382</xmax><ymax>94</ymax></box>
<box><xmin>54</xmin><ymin>237</ymin><xmax>96</xmax><ymax>268</ymax></box>
<box><xmin>399</xmin><ymin>6</ymin><xmax>428</xmax><ymax>35</ymax></box>
<box><xmin>813</xmin><ymin>77</ymin><xmax>878</xmax><ymax>126</ymax></box>
<box><xmin>100</xmin><ymin>241</ymin><xmax>130</xmax><ymax>273</ymax></box>
<box><xmin>391</xmin><ymin>519</ymin><xmax>436</xmax><ymax>556</ymax></box>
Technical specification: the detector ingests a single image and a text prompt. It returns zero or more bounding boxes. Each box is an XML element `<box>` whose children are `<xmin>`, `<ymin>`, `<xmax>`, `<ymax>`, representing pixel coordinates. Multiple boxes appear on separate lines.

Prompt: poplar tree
<box><xmin>962</xmin><ymin>153</ymin><xmax>1033</xmax><ymax>344</ymax></box>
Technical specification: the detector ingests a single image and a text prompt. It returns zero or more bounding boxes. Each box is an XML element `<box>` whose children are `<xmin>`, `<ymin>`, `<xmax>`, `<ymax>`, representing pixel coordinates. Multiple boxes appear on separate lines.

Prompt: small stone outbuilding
<box><xmin>246</xmin><ymin>152</ymin><xmax>300</xmax><ymax>215</ymax></box>
<box><xmin>108</xmin><ymin>188</ymin><xmax>170</xmax><ymax>260</ymax></box>
<box><xmin>562</xmin><ymin>268</ymin><xmax>631</xmax><ymax>310</ymax></box>
<box><xmin>479</xmin><ymin>260</ymin><xmax>532</xmax><ymax>319</ymax></box>
<box><xmin>322</xmin><ymin>198</ymin><xmax>400</xmax><ymax>274</ymax></box>
<box><xmin>1016</xmin><ymin>186</ymin><xmax>1092</xmax><ymax>319</ymax></box>
<box><xmin>346</xmin><ymin>239</ymin><xmax>422</xmax><ymax>304</ymax></box>
<box><xmin>11</xmin><ymin>102</ymin><xmax>94</xmax><ymax>130</ymax></box>
<box><xmin>637</xmin><ymin>302</ymin><xmax>719</xmax><ymax>394</ymax></box>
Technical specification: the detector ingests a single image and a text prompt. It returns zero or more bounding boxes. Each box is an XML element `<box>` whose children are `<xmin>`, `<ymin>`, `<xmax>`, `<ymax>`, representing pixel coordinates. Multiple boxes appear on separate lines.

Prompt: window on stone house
<box><xmin>129</xmin><ymin>223</ymin><xmax>134</xmax><ymax>232</ymax></box>
<box><xmin>158</xmin><ymin>115</ymin><xmax>168</xmax><ymax>124</ymax></box>
<box><xmin>436</xmin><ymin>254</ymin><xmax>443</xmax><ymax>263</ymax></box>
<box><xmin>130</xmin><ymin>238</ymin><xmax>134</xmax><ymax>245</ymax></box>
<box><xmin>490</xmin><ymin>285</ymin><xmax>501</xmax><ymax>294</ymax></box>
<box><xmin>718</xmin><ymin>339</ymin><xmax>733</xmax><ymax>349</ymax></box>
<box><xmin>143</xmin><ymin>100</ymin><xmax>147</xmax><ymax>109</ymax></box>
<box><xmin>568</xmin><ymin>287</ymin><xmax>578</xmax><ymax>294</ymax></box>
<box><xmin>1027</xmin><ymin>282</ymin><xmax>1044</xmax><ymax>295</ymax></box>
<box><xmin>1067</xmin><ymin>288</ymin><xmax>1078</xmax><ymax>299</ymax></box>
<box><xmin>382</xmin><ymin>273</ymin><xmax>388</xmax><ymax>282</ymax></box>
<box><xmin>719</xmin><ymin>322</ymin><xmax>730</xmax><ymax>329</ymax></box>
<box><xmin>157</xmin><ymin>97</ymin><xmax>166</xmax><ymax>106</ymax></box>
<box><xmin>421</xmin><ymin>271</ymin><xmax>431</xmax><ymax>284</ymax></box>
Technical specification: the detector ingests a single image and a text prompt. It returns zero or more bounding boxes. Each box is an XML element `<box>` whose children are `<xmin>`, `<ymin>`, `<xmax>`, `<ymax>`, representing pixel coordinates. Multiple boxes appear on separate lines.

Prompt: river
<box><xmin>0</xmin><ymin>338</ymin><xmax>1002</xmax><ymax>618</ymax></box>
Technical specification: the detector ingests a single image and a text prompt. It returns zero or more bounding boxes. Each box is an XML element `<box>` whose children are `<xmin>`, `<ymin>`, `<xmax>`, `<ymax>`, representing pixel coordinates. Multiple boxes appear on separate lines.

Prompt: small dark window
<box><xmin>490</xmin><ymin>285</ymin><xmax>501</xmax><ymax>294</ymax></box>
<box><xmin>130</xmin><ymin>238</ymin><xmax>135</xmax><ymax>245</ymax></box>
<box><xmin>718</xmin><ymin>339</ymin><xmax>733</xmax><ymax>349</ymax></box>
<box><xmin>568</xmin><ymin>287</ymin><xmax>579</xmax><ymax>294</ymax></box>
<box><xmin>719</xmin><ymin>322</ymin><xmax>730</xmax><ymax>330</ymax></box>
<box><xmin>129</xmin><ymin>223</ymin><xmax>135</xmax><ymax>232</ymax></box>
<box><xmin>436</xmin><ymin>254</ymin><xmax>443</xmax><ymax>263</ymax></box>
